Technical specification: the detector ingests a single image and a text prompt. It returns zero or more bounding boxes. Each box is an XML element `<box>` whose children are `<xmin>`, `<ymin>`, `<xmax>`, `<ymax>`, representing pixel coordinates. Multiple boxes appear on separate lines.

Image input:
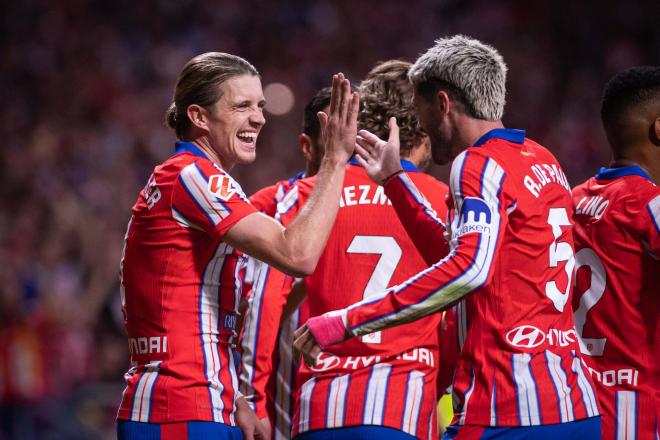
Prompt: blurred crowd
<box><xmin>0</xmin><ymin>0</ymin><xmax>657</xmax><ymax>438</ymax></box>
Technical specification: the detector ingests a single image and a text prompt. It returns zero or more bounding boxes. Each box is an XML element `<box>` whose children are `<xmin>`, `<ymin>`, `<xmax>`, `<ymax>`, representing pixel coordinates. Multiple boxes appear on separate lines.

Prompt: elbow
<box><xmin>279</xmin><ymin>255</ymin><xmax>317</xmax><ymax>277</ymax></box>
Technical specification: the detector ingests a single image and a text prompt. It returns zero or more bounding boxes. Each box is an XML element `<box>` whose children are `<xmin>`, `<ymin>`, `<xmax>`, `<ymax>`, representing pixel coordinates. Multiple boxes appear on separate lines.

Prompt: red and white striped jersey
<box><xmin>572</xmin><ymin>165</ymin><xmax>660</xmax><ymax>440</ymax></box>
<box><xmin>342</xmin><ymin>129</ymin><xmax>601</xmax><ymax>427</ymax></box>
<box><xmin>239</xmin><ymin>173</ymin><xmax>308</xmax><ymax>440</ymax></box>
<box><xmin>280</xmin><ymin>160</ymin><xmax>449</xmax><ymax>439</ymax></box>
<box><xmin>117</xmin><ymin>142</ymin><xmax>257</xmax><ymax>424</ymax></box>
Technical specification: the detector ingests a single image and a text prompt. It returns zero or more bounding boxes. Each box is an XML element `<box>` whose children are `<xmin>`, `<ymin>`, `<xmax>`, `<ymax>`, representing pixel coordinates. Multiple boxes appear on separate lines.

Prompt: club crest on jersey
<box><xmin>208</xmin><ymin>174</ymin><xmax>236</xmax><ymax>201</ymax></box>
<box><xmin>456</xmin><ymin>197</ymin><xmax>492</xmax><ymax>237</ymax></box>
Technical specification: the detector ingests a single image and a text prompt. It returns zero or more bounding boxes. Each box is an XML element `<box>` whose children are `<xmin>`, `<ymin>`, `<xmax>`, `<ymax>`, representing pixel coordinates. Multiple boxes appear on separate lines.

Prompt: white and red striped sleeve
<box><xmin>642</xmin><ymin>193</ymin><xmax>660</xmax><ymax>254</ymax></box>
<box><xmin>239</xmin><ymin>183</ymin><xmax>304</xmax><ymax>418</ymax></box>
<box><xmin>384</xmin><ymin>173</ymin><xmax>449</xmax><ymax>265</ymax></box>
<box><xmin>343</xmin><ymin>150</ymin><xmax>509</xmax><ymax>338</ymax></box>
<box><xmin>171</xmin><ymin>159</ymin><xmax>257</xmax><ymax>238</ymax></box>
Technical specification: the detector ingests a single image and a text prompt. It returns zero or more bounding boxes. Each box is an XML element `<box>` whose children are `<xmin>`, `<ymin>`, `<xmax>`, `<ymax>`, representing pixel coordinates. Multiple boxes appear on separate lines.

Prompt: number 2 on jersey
<box><xmin>347</xmin><ymin>235</ymin><xmax>402</xmax><ymax>344</ymax></box>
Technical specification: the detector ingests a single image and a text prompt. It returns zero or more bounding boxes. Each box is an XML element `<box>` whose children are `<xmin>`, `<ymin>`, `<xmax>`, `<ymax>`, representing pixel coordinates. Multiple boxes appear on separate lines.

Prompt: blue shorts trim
<box><xmin>116</xmin><ymin>420</ymin><xmax>242</xmax><ymax>440</ymax></box>
<box><xmin>442</xmin><ymin>416</ymin><xmax>601</xmax><ymax>439</ymax></box>
<box><xmin>294</xmin><ymin>425</ymin><xmax>416</xmax><ymax>440</ymax></box>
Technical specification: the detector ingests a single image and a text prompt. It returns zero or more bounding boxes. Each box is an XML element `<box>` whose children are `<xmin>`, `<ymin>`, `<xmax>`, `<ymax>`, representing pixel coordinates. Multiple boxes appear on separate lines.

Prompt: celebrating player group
<box><xmin>117</xmin><ymin>35</ymin><xmax>659</xmax><ymax>440</ymax></box>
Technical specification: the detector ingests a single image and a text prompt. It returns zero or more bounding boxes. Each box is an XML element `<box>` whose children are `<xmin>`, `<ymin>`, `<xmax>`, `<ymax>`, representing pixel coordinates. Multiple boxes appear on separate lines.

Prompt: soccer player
<box><xmin>240</xmin><ymin>87</ymin><xmax>332</xmax><ymax>440</ymax></box>
<box><xmin>282</xmin><ymin>60</ymin><xmax>450</xmax><ymax>440</ymax></box>
<box><xmin>571</xmin><ymin>67</ymin><xmax>660</xmax><ymax>440</ymax></box>
<box><xmin>117</xmin><ymin>52</ymin><xmax>358</xmax><ymax>440</ymax></box>
<box><xmin>295</xmin><ymin>35</ymin><xmax>602</xmax><ymax>438</ymax></box>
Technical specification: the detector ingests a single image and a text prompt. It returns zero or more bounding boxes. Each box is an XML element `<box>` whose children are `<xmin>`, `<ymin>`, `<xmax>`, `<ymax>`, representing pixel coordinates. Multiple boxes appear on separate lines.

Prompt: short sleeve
<box><xmin>171</xmin><ymin>159</ymin><xmax>257</xmax><ymax>238</ymax></box>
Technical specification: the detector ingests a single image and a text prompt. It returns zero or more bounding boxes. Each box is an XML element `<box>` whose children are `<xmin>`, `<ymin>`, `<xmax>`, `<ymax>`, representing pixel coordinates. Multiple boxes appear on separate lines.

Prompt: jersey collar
<box><xmin>348</xmin><ymin>156</ymin><xmax>419</xmax><ymax>172</ymax></box>
<box><xmin>595</xmin><ymin>165</ymin><xmax>652</xmax><ymax>182</ymax></box>
<box><xmin>474</xmin><ymin>128</ymin><xmax>525</xmax><ymax>147</ymax></box>
<box><xmin>288</xmin><ymin>171</ymin><xmax>306</xmax><ymax>185</ymax></box>
<box><xmin>173</xmin><ymin>141</ymin><xmax>209</xmax><ymax>159</ymax></box>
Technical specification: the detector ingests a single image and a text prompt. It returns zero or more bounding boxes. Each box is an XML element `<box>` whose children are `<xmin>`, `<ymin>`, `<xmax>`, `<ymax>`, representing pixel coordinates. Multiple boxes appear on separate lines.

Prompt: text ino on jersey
<box><xmin>523</xmin><ymin>163</ymin><xmax>571</xmax><ymax>198</ymax></box>
<box><xmin>575</xmin><ymin>195</ymin><xmax>610</xmax><ymax>220</ymax></box>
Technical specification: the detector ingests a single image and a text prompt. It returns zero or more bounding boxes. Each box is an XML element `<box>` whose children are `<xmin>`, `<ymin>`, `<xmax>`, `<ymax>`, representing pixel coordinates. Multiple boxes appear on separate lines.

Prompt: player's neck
<box><xmin>191</xmin><ymin>138</ymin><xmax>235</xmax><ymax>172</ymax></box>
<box><xmin>612</xmin><ymin>148</ymin><xmax>660</xmax><ymax>184</ymax></box>
<box><xmin>462</xmin><ymin>118</ymin><xmax>505</xmax><ymax>148</ymax></box>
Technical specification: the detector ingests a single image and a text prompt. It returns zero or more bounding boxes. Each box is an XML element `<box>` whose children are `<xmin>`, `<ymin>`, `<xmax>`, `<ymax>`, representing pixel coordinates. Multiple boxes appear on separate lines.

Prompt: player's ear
<box><xmin>187</xmin><ymin>104</ymin><xmax>209</xmax><ymax>131</ymax></box>
<box><xmin>436</xmin><ymin>90</ymin><xmax>451</xmax><ymax>117</ymax></box>
<box><xmin>299</xmin><ymin>133</ymin><xmax>314</xmax><ymax>162</ymax></box>
<box><xmin>652</xmin><ymin>117</ymin><xmax>660</xmax><ymax>146</ymax></box>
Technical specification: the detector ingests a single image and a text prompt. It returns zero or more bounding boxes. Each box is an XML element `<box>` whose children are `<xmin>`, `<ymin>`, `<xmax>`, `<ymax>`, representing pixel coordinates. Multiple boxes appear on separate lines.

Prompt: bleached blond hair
<box><xmin>408</xmin><ymin>35</ymin><xmax>507</xmax><ymax>121</ymax></box>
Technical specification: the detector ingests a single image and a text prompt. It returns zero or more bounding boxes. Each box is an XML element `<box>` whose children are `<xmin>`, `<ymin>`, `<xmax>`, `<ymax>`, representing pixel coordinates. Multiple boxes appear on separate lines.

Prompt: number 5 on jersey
<box><xmin>347</xmin><ymin>235</ymin><xmax>402</xmax><ymax>344</ymax></box>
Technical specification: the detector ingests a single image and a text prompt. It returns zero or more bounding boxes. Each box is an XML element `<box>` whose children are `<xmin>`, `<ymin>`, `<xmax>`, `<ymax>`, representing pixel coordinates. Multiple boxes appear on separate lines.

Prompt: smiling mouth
<box><xmin>237</xmin><ymin>131</ymin><xmax>257</xmax><ymax>146</ymax></box>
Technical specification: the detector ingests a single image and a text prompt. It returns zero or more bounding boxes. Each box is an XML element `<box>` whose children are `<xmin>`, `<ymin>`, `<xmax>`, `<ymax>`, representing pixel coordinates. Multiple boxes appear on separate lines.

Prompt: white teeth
<box><xmin>237</xmin><ymin>132</ymin><xmax>256</xmax><ymax>142</ymax></box>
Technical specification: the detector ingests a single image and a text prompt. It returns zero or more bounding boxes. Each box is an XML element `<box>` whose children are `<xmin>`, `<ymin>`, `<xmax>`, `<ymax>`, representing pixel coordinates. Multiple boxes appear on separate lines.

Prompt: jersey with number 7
<box><xmin>572</xmin><ymin>165</ymin><xmax>660</xmax><ymax>440</ymax></box>
<box><xmin>342</xmin><ymin>129</ymin><xmax>600</xmax><ymax>427</ymax></box>
<box><xmin>281</xmin><ymin>160</ymin><xmax>449</xmax><ymax>439</ymax></box>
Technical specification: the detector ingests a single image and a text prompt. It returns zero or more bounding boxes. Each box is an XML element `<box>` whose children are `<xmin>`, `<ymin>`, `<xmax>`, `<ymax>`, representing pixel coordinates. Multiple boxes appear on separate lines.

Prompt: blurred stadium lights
<box><xmin>263</xmin><ymin>82</ymin><xmax>295</xmax><ymax>115</ymax></box>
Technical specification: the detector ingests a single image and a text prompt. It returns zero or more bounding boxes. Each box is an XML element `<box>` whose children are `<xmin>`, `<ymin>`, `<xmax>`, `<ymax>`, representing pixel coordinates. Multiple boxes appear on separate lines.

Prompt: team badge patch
<box><xmin>208</xmin><ymin>174</ymin><xmax>237</xmax><ymax>201</ymax></box>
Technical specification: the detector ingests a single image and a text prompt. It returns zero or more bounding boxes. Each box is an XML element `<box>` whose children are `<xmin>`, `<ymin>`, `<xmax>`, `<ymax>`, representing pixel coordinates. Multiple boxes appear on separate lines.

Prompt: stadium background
<box><xmin>0</xmin><ymin>0</ymin><xmax>657</xmax><ymax>438</ymax></box>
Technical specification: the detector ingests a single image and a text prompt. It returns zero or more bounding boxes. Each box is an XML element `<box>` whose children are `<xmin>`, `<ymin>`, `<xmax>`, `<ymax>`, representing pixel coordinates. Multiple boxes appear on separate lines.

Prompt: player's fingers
<box><xmin>310</xmin><ymin>344</ymin><xmax>322</xmax><ymax>362</ymax></box>
<box><xmin>354</xmin><ymin>148</ymin><xmax>370</xmax><ymax>168</ymax></box>
<box><xmin>388</xmin><ymin>117</ymin><xmax>400</xmax><ymax>145</ymax></box>
<box><xmin>338</xmin><ymin>77</ymin><xmax>350</xmax><ymax>120</ymax></box>
<box><xmin>316</xmin><ymin>111</ymin><xmax>328</xmax><ymax>136</ymax></box>
<box><xmin>293</xmin><ymin>325</ymin><xmax>309</xmax><ymax>345</ymax></box>
<box><xmin>357</xmin><ymin>129</ymin><xmax>383</xmax><ymax>146</ymax></box>
<box><xmin>356</xmin><ymin>136</ymin><xmax>375</xmax><ymax>154</ymax></box>
<box><xmin>345</xmin><ymin>90</ymin><xmax>359</xmax><ymax>124</ymax></box>
<box><xmin>328</xmin><ymin>74</ymin><xmax>340</xmax><ymax>114</ymax></box>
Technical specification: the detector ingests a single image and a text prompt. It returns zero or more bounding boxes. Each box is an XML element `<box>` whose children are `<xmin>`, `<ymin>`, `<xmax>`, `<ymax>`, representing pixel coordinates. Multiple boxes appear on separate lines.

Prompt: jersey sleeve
<box><xmin>344</xmin><ymin>150</ymin><xmax>509</xmax><ymax>337</ymax></box>
<box><xmin>384</xmin><ymin>173</ymin><xmax>449</xmax><ymax>265</ymax></box>
<box><xmin>641</xmin><ymin>193</ymin><xmax>660</xmax><ymax>255</ymax></box>
<box><xmin>249</xmin><ymin>183</ymin><xmax>283</xmax><ymax>217</ymax></box>
<box><xmin>239</xmin><ymin>261</ymin><xmax>293</xmax><ymax>418</ymax></box>
<box><xmin>171</xmin><ymin>159</ymin><xmax>257</xmax><ymax>238</ymax></box>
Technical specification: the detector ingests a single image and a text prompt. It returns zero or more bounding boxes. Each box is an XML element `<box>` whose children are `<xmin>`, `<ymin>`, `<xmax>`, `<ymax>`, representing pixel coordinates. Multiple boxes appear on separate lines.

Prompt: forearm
<box><xmin>385</xmin><ymin>173</ymin><xmax>449</xmax><ymax>264</ymax></box>
<box><xmin>281</xmin><ymin>157</ymin><xmax>347</xmax><ymax>274</ymax></box>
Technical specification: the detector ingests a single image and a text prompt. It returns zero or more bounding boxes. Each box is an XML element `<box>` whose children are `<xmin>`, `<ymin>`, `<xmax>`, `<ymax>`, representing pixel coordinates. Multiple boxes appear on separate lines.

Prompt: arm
<box><xmin>294</xmin><ymin>151</ymin><xmax>509</xmax><ymax>363</ymax></box>
<box><xmin>224</xmin><ymin>74</ymin><xmax>358</xmax><ymax>276</ymax></box>
<box><xmin>355</xmin><ymin>118</ymin><xmax>449</xmax><ymax>264</ymax></box>
<box><xmin>384</xmin><ymin>173</ymin><xmax>449</xmax><ymax>265</ymax></box>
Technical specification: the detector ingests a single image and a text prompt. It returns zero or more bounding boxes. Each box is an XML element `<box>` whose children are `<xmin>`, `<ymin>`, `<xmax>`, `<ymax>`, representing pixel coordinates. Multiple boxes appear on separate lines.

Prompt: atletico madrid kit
<box><xmin>117</xmin><ymin>142</ymin><xmax>257</xmax><ymax>428</ymax></box>
<box><xmin>239</xmin><ymin>172</ymin><xmax>308</xmax><ymax>440</ymax></box>
<box><xmin>276</xmin><ymin>159</ymin><xmax>450</xmax><ymax>439</ymax></box>
<box><xmin>572</xmin><ymin>165</ymin><xmax>660</xmax><ymax>440</ymax></box>
<box><xmin>331</xmin><ymin>129</ymin><xmax>601</xmax><ymax>433</ymax></box>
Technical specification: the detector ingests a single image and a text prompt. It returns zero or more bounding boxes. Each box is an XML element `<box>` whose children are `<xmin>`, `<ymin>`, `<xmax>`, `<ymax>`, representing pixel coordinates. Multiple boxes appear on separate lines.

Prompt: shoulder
<box><xmin>177</xmin><ymin>156</ymin><xmax>249</xmax><ymax>203</ymax></box>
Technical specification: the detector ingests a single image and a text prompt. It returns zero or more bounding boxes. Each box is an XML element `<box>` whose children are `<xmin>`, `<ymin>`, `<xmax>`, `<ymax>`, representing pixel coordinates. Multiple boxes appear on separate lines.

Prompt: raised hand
<box><xmin>318</xmin><ymin>73</ymin><xmax>360</xmax><ymax>164</ymax></box>
<box><xmin>355</xmin><ymin>117</ymin><xmax>403</xmax><ymax>185</ymax></box>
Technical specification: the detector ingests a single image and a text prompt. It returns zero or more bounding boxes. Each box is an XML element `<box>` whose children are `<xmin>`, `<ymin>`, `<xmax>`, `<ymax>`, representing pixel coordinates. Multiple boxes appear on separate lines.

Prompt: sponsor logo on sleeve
<box><xmin>456</xmin><ymin>197</ymin><xmax>492</xmax><ymax>237</ymax></box>
<box><xmin>208</xmin><ymin>174</ymin><xmax>237</xmax><ymax>201</ymax></box>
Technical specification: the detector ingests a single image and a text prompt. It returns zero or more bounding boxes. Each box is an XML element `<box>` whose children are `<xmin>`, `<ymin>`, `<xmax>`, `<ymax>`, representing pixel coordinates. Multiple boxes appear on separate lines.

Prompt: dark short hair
<box><xmin>601</xmin><ymin>66</ymin><xmax>660</xmax><ymax>125</ymax></box>
<box><xmin>166</xmin><ymin>52</ymin><xmax>259</xmax><ymax>140</ymax></box>
<box><xmin>359</xmin><ymin>60</ymin><xmax>426</xmax><ymax>157</ymax></box>
<box><xmin>302</xmin><ymin>87</ymin><xmax>332</xmax><ymax>141</ymax></box>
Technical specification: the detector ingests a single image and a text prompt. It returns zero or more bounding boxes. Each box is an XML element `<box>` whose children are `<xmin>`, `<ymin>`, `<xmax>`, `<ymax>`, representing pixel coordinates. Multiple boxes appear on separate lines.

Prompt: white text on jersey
<box><xmin>523</xmin><ymin>163</ymin><xmax>571</xmax><ymax>198</ymax></box>
<box><xmin>143</xmin><ymin>175</ymin><xmax>162</xmax><ymax>209</ymax></box>
<box><xmin>575</xmin><ymin>195</ymin><xmax>609</xmax><ymax>220</ymax></box>
<box><xmin>339</xmin><ymin>185</ymin><xmax>392</xmax><ymax>208</ymax></box>
<box><xmin>129</xmin><ymin>336</ymin><xmax>168</xmax><ymax>354</ymax></box>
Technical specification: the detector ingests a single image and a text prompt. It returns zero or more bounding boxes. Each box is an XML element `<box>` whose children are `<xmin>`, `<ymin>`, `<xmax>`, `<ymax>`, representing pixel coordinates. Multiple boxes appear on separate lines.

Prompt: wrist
<box><xmin>307</xmin><ymin>311</ymin><xmax>350</xmax><ymax>348</ymax></box>
<box><xmin>381</xmin><ymin>168</ymin><xmax>404</xmax><ymax>186</ymax></box>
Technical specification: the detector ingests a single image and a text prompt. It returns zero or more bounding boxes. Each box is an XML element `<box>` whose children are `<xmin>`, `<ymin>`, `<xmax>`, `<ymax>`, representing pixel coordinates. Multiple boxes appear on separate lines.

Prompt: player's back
<box><xmin>572</xmin><ymin>165</ymin><xmax>660</xmax><ymax>440</ymax></box>
<box><xmin>284</xmin><ymin>161</ymin><xmax>449</xmax><ymax>439</ymax></box>
<box><xmin>444</xmin><ymin>130</ymin><xmax>599</xmax><ymax>426</ymax></box>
